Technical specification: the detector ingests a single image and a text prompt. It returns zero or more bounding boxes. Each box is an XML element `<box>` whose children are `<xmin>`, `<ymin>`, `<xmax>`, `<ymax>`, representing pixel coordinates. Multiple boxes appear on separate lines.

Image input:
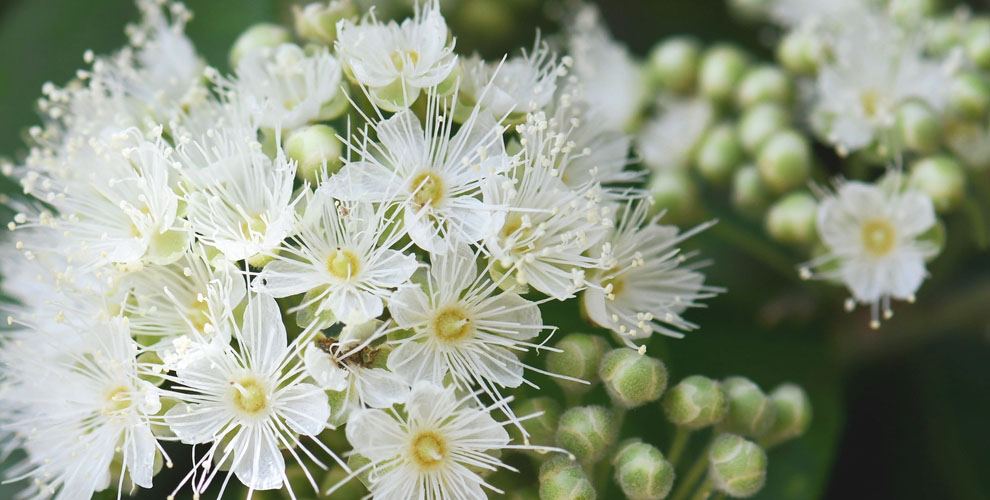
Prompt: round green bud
<box><xmin>888</xmin><ymin>0</ymin><xmax>939</xmax><ymax>23</ymax></box>
<box><xmin>895</xmin><ymin>100</ymin><xmax>941</xmax><ymax>154</ymax></box>
<box><xmin>509</xmin><ymin>397</ymin><xmax>562</xmax><ymax>451</ymax></box>
<box><xmin>762</xmin><ymin>383</ymin><xmax>812</xmax><ymax>446</ymax></box>
<box><xmin>648</xmin><ymin>170</ymin><xmax>700</xmax><ymax>223</ymax></box>
<box><xmin>294</xmin><ymin>1</ymin><xmax>358</xmax><ymax>45</ymax></box>
<box><xmin>948</xmin><ymin>72</ymin><xmax>990</xmax><ymax>120</ymax></box>
<box><xmin>708</xmin><ymin>433</ymin><xmax>767</xmax><ymax>498</ymax></box>
<box><xmin>757</xmin><ymin>129</ymin><xmax>811</xmax><ymax>193</ymax></box>
<box><xmin>546</xmin><ymin>333</ymin><xmax>609</xmax><ymax>394</ymax></box>
<box><xmin>663</xmin><ymin>375</ymin><xmax>729</xmax><ymax>430</ymax></box>
<box><xmin>599</xmin><ymin>348</ymin><xmax>668</xmax><ymax>409</ymax></box>
<box><xmin>919</xmin><ymin>218</ymin><xmax>947</xmax><ymax>262</ymax></box>
<box><xmin>721</xmin><ymin>377</ymin><xmax>777</xmax><ymax>438</ymax></box>
<box><xmin>285</xmin><ymin>124</ymin><xmax>343</xmax><ymax>184</ymax></box>
<box><xmin>765</xmin><ymin>192</ymin><xmax>818</xmax><ymax>246</ymax></box>
<box><xmin>539</xmin><ymin>456</ymin><xmax>597</xmax><ymax>500</ymax></box>
<box><xmin>945</xmin><ymin>119</ymin><xmax>990</xmax><ymax>170</ymax></box>
<box><xmin>738</xmin><ymin>103</ymin><xmax>789</xmax><ymax>155</ymax></box>
<box><xmin>698</xmin><ymin>45</ymin><xmax>749</xmax><ymax>103</ymax></box>
<box><xmin>776</xmin><ymin>30</ymin><xmax>821</xmax><ymax>75</ymax></box>
<box><xmin>728</xmin><ymin>0</ymin><xmax>775</xmax><ymax>20</ymax></box>
<box><xmin>909</xmin><ymin>155</ymin><xmax>967</xmax><ymax>213</ymax></box>
<box><xmin>731</xmin><ymin>165</ymin><xmax>772</xmax><ymax>218</ymax></box>
<box><xmin>612</xmin><ymin>441</ymin><xmax>675</xmax><ymax>500</ymax></box>
<box><xmin>735</xmin><ymin>65</ymin><xmax>791</xmax><ymax>108</ymax></box>
<box><xmin>695</xmin><ymin>123</ymin><xmax>744</xmax><ymax>184</ymax></box>
<box><xmin>229</xmin><ymin>23</ymin><xmax>291</xmax><ymax>68</ymax></box>
<box><xmin>555</xmin><ymin>406</ymin><xmax>618</xmax><ymax>464</ymax></box>
<box><xmin>966</xmin><ymin>19</ymin><xmax>990</xmax><ymax>70</ymax></box>
<box><xmin>927</xmin><ymin>16</ymin><xmax>966</xmax><ymax>56</ymax></box>
<box><xmin>648</xmin><ymin>37</ymin><xmax>701</xmax><ymax>93</ymax></box>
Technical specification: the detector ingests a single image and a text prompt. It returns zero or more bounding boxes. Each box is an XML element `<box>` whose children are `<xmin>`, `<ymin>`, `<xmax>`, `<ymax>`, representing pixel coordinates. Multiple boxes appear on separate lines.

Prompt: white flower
<box><xmin>800</xmin><ymin>177</ymin><xmax>938</xmax><ymax>327</ymax></box>
<box><xmin>0</xmin><ymin>313</ymin><xmax>165</xmax><ymax>498</ymax></box>
<box><xmin>340</xmin><ymin>381</ymin><xmax>512</xmax><ymax>500</ymax></box>
<box><xmin>484</xmin><ymin>112</ymin><xmax>612</xmax><ymax>300</ymax></box>
<box><xmin>811</xmin><ymin>12</ymin><xmax>953</xmax><ymax>155</ymax></box>
<box><xmin>582</xmin><ymin>201</ymin><xmax>719</xmax><ymax>346</ymax></box>
<box><xmin>180</xmin><ymin>130</ymin><xmax>299</xmax><ymax>263</ymax></box>
<box><xmin>302</xmin><ymin>319</ymin><xmax>409</xmax><ymax>413</ymax></box>
<box><xmin>232</xmin><ymin>43</ymin><xmax>343</xmax><ymax>130</ymax></box>
<box><xmin>458</xmin><ymin>39</ymin><xmax>561</xmax><ymax>120</ymax></box>
<box><xmin>637</xmin><ymin>97</ymin><xmax>714</xmax><ymax>172</ymax></box>
<box><xmin>324</xmin><ymin>97</ymin><xmax>510</xmax><ymax>254</ymax></box>
<box><xmin>164</xmin><ymin>293</ymin><xmax>333</xmax><ymax>495</ymax></box>
<box><xmin>387</xmin><ymin>243</ymin><xmax>546</xmax><ymax>406</ymax></box>
<box><xmin>253</xmin><ymin>191</ymin><xmax>417</xmax><ymax>325</ymax></box>
<box><xmin>336</xmin><ymin>0</ymin><xmax>456</xmax><ymax>110</ymax></box>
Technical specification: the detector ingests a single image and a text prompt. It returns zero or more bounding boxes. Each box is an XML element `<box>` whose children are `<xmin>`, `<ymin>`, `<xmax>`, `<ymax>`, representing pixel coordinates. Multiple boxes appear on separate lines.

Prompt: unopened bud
<box><xmin>229</xmin><ymin>24</ymin><xmax>291</xmax><ymax>68</ymax></box>
<box><xmin>294</xmin><ymin>1</ymin><xmax>358</xmax><ymax>45</ymax></box>
<box><xmin>539</xmin><ymin>456</ymin><xmax>597</xmax><ymax>500</ymax></box>
<box><xmin>708</xmin><ymin>433</ymin><xmax>767</xmax><ymax>498</ymax></box>
<box><xmin>909</xmin><ymin>155</ymin><xmax>967</xmax><ymax>213</ymax></box>
<box><xmin>948</xmin><ymin>72</ymin><xmax>990</xmax><ymax>120</ymax></box>
<box><xmin>648</xmin><ymin>170</ymin><xmax>700</xmax><ymax>223</ymax></box>
<box><xmin>663</xmin><ymin>375</ymin><xmax>728</xmax><ymax>430</ymax></box>
<box><xmin>765</xmin><ymin>192</ymin><xmax>818</xmax><ymax>246</ymax></box>
<box><xmin>648</xmin><ymin>37</ymin><xmax>701</xmax><ymax>93</ymax></box>
<box><xmin>757</xmin><ymin>129</ymin><xmax>811</xmax><ymax>193</ymax></box>
<box><xmin>556</xmin><ymin>406</ymin><xmax>618</xmax><ymax>464</ymax></box>
<box><xmin>695</xmin><ymin>123</ymin><xmax>743</xmax><ymax>185</ymax></box>
<box><xmin>776</xmin><ymin>30</ymin><xmax>821</xmax><ymax>75</ymax></box>
<box><xmin>732</xmin><ymin>165</ymin><xmax>772</xmax><ymax>218</ymax></box>
<box><xmin>738</xmin><ymin>102</ymin><xmax>789</xmax><ymax>155</ymax></box>
<box><xmin>761</xmin><ymin>383</ymin><xmax>812</xmax><ymax>446</ymax></box>
<box><xmin>546</xmin><ymin>333</ymin><xmax>609</xmax><ymax>394</ymax></box>
<box><xmin>698</xmin><ymin>45</ymin><xmax>749</xmax><ymax>103</ymax></box>
<box><xmin>895</xmin><ymin>100</ymin><xmax>941</xmax><ymax>154</ymax></box>
<box><xmin>286</xmin><ymin>124</ymin><xmax>343</xmax><ymax>184</ymax></box>
<box><xmin>888</xmin><ymin>0</ymin><xmax>939</xmax><ymax>23</ymax></box>
<box><xmin>613</xmin><ymin>440</ymin><xmax>675</xmax><ymax>500</ymax></box>
<box><xmin>735</xmin><ymin>65</ymin><xmax>791</xmax><ymax>108</ymax></box>
<box><xmin>966</xmin><ymin>18</ymin><xmax>990</xmax><ymax>70</ymax></box>
<box><xmin>721</xmin><ymin>377</ymin><xmax>776</xmax><ymax>438</ymax></box>
<box><xmin>599</xmin><ymin>348</ymin><xmax>668</xmax><ymax>409</ymax></box>
<box><xmin>509</xmin><ymin>397</ymin><xmax>562</xmax><ymax>452</ymax></box>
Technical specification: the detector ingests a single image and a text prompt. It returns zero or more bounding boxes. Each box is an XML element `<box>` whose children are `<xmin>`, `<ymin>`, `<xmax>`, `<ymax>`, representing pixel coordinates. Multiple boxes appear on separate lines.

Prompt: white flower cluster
<box><xmin>0</xmin><ymin>1</ymin><xmax>717</xmax><ymax>499</ymax></box>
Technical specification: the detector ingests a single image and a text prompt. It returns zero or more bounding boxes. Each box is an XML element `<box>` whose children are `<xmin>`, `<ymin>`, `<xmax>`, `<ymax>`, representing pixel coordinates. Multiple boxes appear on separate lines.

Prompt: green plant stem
<box><xmin>689</xmin><ymin>479</ymin><xmax>714</xmax><ymax>500</ymax></box>
<box><xmin>592</xmin><ymin>406</ymin><xmax>627</xmax><ymax>495</ymax></box>
<box><xmin>667</xmin><ymin>427</ymin><xmax>691</xmax><ymax>466</ymax></box>
<box><xmin>670</xmin><ymin>443</ymin><xmax>711</xmax><ymax>500</ymax></box>
<box><xmin>706</xmin><ymin>216</ymin><xmax>801</xmax><ymax>282</ymax></box>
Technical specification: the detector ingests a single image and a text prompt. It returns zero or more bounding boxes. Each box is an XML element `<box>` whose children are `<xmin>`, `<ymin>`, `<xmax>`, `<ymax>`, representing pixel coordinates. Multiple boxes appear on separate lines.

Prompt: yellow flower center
<box><xmin>861</xmin><ymin>219</ymin><xmax>897</xmax><ymax>257</ymax></box>
<box><xmin>860</xmin><ymin>90</ymin><xmax>881</xmax><ymax>119</ymax></box>
<box><xmin>410</xmin><ymin>431</ymin><xmax>446</xmax><ymax>468</ymax></box>
<box><xmin>103</xmin><ymin>386</ymin><xmax>132</xmax><ymax>415</ymax></box>
<box><xmin>391</xmin><ymin>49</ymin><xmax>420</xmax><ymax>72</ymax></box>
<box><xmin>231</xmin><ymin>377</ymin><xmax>268</xmax><ymax>414</ymax></box>
<box><xmin>601</xmin><ymin>267</ymin><xmax>626</xmax><ymax>298</ymax></box>
<box><xmin>410</xmin><ymin>172</ymin><xmax>444</xmax><ymax>208</ymax></box>
<box><xmin>187</xmin><ymin>299</ymin><xmax>211</xmax><ymax>332</ymax></box>
<box><xmin>239</xmin><ymin>215</ymin><xmax>268</xmax><ymax>239</ymax></box>
<box><xmin>326</xmin><ymin>249</ymin><xmax>360</xmax><ymax>280</ymax></box>
<box><xmin>432</xmin><ymin>306</ymin><xmax>473</xmax><ymax>343</ymax></box>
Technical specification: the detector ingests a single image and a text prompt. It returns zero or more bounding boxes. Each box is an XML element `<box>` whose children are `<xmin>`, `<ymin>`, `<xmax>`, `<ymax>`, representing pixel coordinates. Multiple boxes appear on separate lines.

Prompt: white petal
<box><xmin>253</xmin><ymin>259</ymin><xmax>325</xmax><ymax>297</ymax></box>
<box><xmin>345</xmin><ymin>408</ymin><xmax>403</xmax><ymax>461</ymax></box>
<box><xmin>231</xmin><ymin>426</ymin><xmax>285</xmax><ymax>491</ymax></box>
<box><xmin>277</xmin><ymin>383</ymin><xmax>331</xmax><ymax>436</ymax></box>
<box><xmin>240</xmin><ymin>293</ymin><xmax>288</xmax><ymax>375</ymax></box>
<box><xmin>124</xmin><ymin>423</ymin><xmax>158</xmax><ymax>489</ymax></box>
<box><xmin>386</xmin><ymin>340</ymin><xmax>446</xmax><ymax>385</ymax></box>
<box><xmin>165</xmin><ymin>404</ymin><xmax>230</xmax><ymax>444</ymax></box>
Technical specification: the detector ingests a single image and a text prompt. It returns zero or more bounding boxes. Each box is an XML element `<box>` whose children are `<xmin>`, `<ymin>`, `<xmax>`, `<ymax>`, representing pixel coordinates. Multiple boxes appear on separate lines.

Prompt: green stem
<box><xmin>670</xmin><ymin>442</ymin><xmax>711</xmax><ymax>500</ymax></box>
<box><xmin>689</xmin><ymin>479</ymin><xmax>714</xmax><ymax>500</ymax></box>
<box><xmin>667</xmin><ymin>427</ymin><xmax>691</xmax><ymax>466</ymax></box>
<box><xmin>706</xmin><ymin>216</ymin><xmax>801</xmax><ymax>282</ymax></box>
<box><xmin>591</xmin><ymin>406</ymin><xmax>627</xmax><ymax>495</ymax></box>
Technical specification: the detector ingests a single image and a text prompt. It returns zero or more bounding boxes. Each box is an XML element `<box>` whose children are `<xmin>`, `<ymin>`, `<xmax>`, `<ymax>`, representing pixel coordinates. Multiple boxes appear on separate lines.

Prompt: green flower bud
<box><xmin>948</xmin><ymin>72</ymin><xmax>990</xmax><ymax>120</ymax></box>
<box><xmin>888</xmin><ymin>0</ymin><xmax>939</xmax><ymax>23</ymax></box>
<box><xmin>695</xmin><ymin>123</ymin><xmax>744</xmax><ymax>184</ymax></box>
<box><xmin>731</xmin><ymin>165</ymin><xmax>772</xmax><ymax>218</ymax></box>
<box><xmin>721</xmin><ymin>377</ymin><xmax>777</xmax><ymax>438</ymax></box>
<box><xmin>735</xmin><ymin>65</ymin><xmax>791</xmax><ymax>108</ymax></box>
<box><xmin>539</xmin><ymin>456</ymin><xmax>597</xmax><ymax>500</ymax></box>
<box><xmin>765</xmin><ymin>192</ymin><xmax>818</xmax><ymax>246</ymax></box>
<box><xmin>728</xmin><ymin>0</ymin><xmax>775</xmax><ymax>20</ymax></box>
<box><xmin>663</xmin><ymin>375</ymin><xmax>729</xmax><ymax>430</ymax></box>
<box><xmin>294</xmin><ymin>1</ymin><xmax>358</xmax><ymax>45</ymax></box>
<box><xmin>286</xmin><ymin>124</ymin><xmax>343</xmax><ymax>184</ymax></box>
<box><xmin>546</xmin><ymin>333</ymin><xmax>609</xmax><ymax>394</ymax></box>
<box><xmin>738</xmin><ymin>103</ymin><xmax>789</xmax><ymax>155</ymax></box>
<box><xmin>757</xmin><ymin>129</ymin><xmax>811</xmax><ymax>193</ymax></box>
<box><xmin>229</xmin><ymin>24</ymin><xmax>291</xmax><ymax>69</ymax></box>
<box><xmin>945</xmin><ymin>119</ymin><xmax>990</xmax><ymax>170</ymax></box>
<box><xmin>966</xmin><ymin>19</ymin><xmax>990</xmax><ymax>70</ymax></box>
<box><xmin>648</xmin><ymin>171</ymin><xmax>700</xmax><ymax>223</ymax></box>
<box><xmin>776</xmin><ymin>30</ymin><xmax>821</xmax><ymax>75</ymax></box>
<box><xmin>708</xmin><ymin>433</ymin><xmax>767</xmax><ymax>498</ymax></box>
<box><xmin>698</xmin><ymin>45</ymin><xmax>749</xmax><ymax>103</ymax></box>
<box><xmin>613</xmin><ymin>440</ymin><xmax>675</xmax><ymax>500</ymax></box>
<box><xmin>909</xmin><ymin>155</ymin><xmax>967</xmax><ymax>213</ymax></box>
<box><xmin>762</xmin><ymin>383</ymin><xmax>812</xmax><ymax>446</ymax></box>
<box><xmin>927</xmin><ymin>16</ymin><xmax>966</xmax><ymax>56</ymax></box>
<box><xmin>919</xmin><ymin>219</ymin><xmax>947</xmax><ymax>261</ymax></box>
<box><xmin>648</xmin><ymin>37</ymin><xmax>701</xmax><ymax>93</ymax></box>
<box><xmin>599</xmin><ymin>348</ymin><xmax>668</xmax><ymax>409</ymax></box>
<box><xmin>509</xmin><ymin>397</ymin><xmax>562</xmax><ymax>452</ymax></box>
<box><xmin>895</xmin><ymin>100</ymin><xmax>941</xmax><ymax>154</ymax></box>
<box><xmin>556</xmin><ymin>406</ymin><xmax>618</xmax><ymax>464</ymax></box>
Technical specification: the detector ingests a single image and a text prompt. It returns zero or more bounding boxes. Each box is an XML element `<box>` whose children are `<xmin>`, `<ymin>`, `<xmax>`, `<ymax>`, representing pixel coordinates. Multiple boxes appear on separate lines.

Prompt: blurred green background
<box><xmin>0</xmin><ymin>0</ymin><xmax>987</xmax><ymax>499</ymax></box>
